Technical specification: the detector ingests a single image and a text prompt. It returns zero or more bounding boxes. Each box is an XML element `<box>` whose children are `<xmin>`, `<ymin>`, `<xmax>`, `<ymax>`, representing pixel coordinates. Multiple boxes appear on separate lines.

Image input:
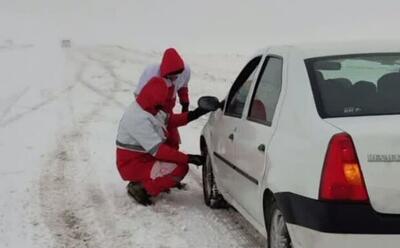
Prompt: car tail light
<box><xmin>319</xmin><ymin>133</ymin><xmax>369</xmax><ymax>202</ymax></box>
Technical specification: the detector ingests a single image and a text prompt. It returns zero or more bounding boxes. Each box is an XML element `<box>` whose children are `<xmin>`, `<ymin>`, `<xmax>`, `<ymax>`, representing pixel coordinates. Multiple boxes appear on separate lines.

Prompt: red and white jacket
<box><xmin>116</xmin><ymin>77</ymin><xmax>190</xmax><ymax>167</ymax></box>
<box><xmin>134</xmin><ymin>48</ymin><xmax>190</xmax><ymax>111</ymax></box>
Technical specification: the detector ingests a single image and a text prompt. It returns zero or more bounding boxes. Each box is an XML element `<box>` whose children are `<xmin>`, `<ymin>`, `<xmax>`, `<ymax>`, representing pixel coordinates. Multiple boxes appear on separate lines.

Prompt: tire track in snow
<box><xmin>39</xmin><ymin>47</ymin><xmax>132</xmax><ymax>248</ymax></box>
<box><xmin>0</xmin><ymin>85</ymin><xmax>76</xmax><ymax>128</ymax></box>
<box><xmin>0</xmin><ymin>86</ymin><xmax>30</xmax><ymax>122</ymax></box>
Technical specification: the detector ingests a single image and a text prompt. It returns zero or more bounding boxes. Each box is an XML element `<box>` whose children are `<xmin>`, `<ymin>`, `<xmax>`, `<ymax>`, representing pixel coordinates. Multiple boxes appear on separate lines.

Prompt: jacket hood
<box><xmin>160</xmin><ymin>48</ymin><xmax>185</xmax><ymax>77</ymax></box>
<box><xmin>136</xmin><ymin>77</ymin><xmax>168</xmax><ymax>115</ymax></box>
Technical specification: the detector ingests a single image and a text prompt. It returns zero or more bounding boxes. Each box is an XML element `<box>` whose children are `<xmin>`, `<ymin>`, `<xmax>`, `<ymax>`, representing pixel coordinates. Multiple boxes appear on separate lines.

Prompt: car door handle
<box><xmin>258</xmin><ymin>144</ymin><xmax>265</xmax><ymax>152</ymax></box>
<box><xmin>228</xmin><ymin>133</ymin><xmax>234</xmax><ymax>141</ymax></box>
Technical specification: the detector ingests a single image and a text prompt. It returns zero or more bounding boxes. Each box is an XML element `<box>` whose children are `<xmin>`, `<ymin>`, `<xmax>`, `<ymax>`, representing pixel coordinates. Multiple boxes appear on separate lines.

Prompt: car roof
<box><xmin>267</xmin><ymin>40</ymin><xmax>400</xmax><ymax>59</ymax></box>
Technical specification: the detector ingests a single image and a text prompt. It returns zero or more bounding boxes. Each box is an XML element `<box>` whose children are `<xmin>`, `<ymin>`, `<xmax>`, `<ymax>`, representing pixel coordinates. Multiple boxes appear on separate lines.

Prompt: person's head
<box><xmin>160</xmin><ymin>48</ymin><xmax>184</xmax><ymax>82</ymax></box>
<box><xmin>136</xmin><ymin>77</ymin><xmax>168</xmax><ymax>115</ymax></box>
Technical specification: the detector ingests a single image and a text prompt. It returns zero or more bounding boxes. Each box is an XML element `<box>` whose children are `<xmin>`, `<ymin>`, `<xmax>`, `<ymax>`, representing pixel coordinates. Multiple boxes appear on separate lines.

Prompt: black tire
<box><xmin>202</xmin><ymin>150</ymin><xmax>228</xmax><ymax>209</ymax></box>
<box><xmin>267</xmin><ymin>201</ymin><xmax>292</xmax><ymax>248</ymax></box>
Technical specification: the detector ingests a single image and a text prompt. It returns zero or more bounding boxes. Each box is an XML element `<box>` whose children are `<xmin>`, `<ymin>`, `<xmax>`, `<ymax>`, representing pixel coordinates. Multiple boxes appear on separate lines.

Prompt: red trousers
<box><xmin>116</xmin><ymin>148</ymin><xmax>189</xmax><ymax>196</ymax></box>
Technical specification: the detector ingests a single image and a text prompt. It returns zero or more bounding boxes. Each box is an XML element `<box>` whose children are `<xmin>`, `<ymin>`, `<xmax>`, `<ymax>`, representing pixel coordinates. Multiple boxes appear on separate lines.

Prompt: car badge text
<box><xmin>368</xmin><ymin>154</ymin><xmax>400</xmax><ymax>163</ymax></box>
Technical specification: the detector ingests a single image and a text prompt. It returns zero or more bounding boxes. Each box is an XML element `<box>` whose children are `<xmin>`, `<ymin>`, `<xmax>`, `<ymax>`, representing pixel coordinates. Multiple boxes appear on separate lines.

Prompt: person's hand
<box><xmin>188</xmin><ymin>107</ymin><xmax>211</xmax><ymax>122</ymax></box>
<box><xmin>181</xmin><ymin>102</ymin><xmax>189</xmax><ymax>113</ymax></box>
<box><xmin>188</xmin><ymin>154</ymin><xmax>205</xmax><ymax>166</ymax></box>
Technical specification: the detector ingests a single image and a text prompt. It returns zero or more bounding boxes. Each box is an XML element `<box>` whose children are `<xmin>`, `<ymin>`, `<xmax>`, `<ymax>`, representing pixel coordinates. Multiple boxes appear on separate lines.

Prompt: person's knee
<box><xmin>182</xmin><ymin>163</ymin><xmax>189</xmax><ymax>176</ymax></box>
<box><xmin>172</xmin><ymin>163</ymin><xmax>189</xmax><ymax>180</ymax></box>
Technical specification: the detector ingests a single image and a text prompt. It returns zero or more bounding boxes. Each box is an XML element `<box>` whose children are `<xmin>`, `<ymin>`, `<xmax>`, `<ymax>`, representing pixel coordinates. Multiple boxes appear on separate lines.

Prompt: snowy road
<box><xmin>0</xmin><ymin>44</ymin><xmax>265</xmax><ymax>247</ymax></box>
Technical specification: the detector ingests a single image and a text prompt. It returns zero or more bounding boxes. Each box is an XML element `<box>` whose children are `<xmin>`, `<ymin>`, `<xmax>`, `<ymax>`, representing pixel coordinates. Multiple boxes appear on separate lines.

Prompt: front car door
<box><xmin>211</xmin><ymin>55</ymin><xmax>262</xmax><ymax>196</ymax></box>
<box><xmin>234</xmin><ymin>49</ymin><xmax>287</xmax><ymax>223</ymax></box>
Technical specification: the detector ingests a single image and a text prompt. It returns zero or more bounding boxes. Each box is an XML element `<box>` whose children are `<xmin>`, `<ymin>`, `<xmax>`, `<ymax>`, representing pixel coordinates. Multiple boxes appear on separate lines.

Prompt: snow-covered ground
<box><xmin>0</xmin><ymin>42</ymin><xmax>266</xmax><ymax>247</ymax></box>
<box><xmin>2</xmin><ymin>0</ymin><xmax>400</xmax><ymax>247</ymax></box>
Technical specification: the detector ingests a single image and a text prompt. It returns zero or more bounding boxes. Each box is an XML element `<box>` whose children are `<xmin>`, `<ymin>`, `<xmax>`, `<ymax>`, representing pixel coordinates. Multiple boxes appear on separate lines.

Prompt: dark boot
<box><xmin>126</xmin><ymin>182</ymin><xmax>153</xmax><ymax>206</ymax></box>
<box><xmin>174</xmin><ymin>182</ymin><xmax>187</xmax><ymax>190</ymax></box>
<box><xmin>162</xmin><ymin>188</ymin><xmax>171</xmax><ymax>194</ymax></box>
<box><xmin>162</xmin><ymin>182</ymin><xmax>186</xmax><ymax>194</ymax></box>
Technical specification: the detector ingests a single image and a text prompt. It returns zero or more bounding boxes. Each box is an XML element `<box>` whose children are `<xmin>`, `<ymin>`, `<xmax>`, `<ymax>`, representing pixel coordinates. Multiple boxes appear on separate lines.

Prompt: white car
<box><xmin>199</xmin><ymin>41</ymin><xmax>400</xmax><ymax>248</ymax></box>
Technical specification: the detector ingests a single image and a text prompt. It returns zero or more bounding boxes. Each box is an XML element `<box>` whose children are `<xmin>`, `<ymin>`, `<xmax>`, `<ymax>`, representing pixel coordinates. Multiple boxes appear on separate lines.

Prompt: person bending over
<box><xmin>116</xmin><ymin>77</ymin><xmax>209</xmax><ymax>205</ymax></box>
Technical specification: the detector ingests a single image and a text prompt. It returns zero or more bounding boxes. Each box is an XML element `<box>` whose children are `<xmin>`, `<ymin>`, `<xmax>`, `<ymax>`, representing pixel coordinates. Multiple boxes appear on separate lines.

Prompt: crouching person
<box><xmin>116</xmin><ymin>77</ymin><xmax>209</xmax><ymax>206</ymax></box>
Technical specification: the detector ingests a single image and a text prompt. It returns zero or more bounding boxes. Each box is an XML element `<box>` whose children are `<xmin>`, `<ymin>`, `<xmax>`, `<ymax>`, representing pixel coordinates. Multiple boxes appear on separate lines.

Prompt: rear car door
<box><xmin>234</xmin><ymin>52</ymin><xmax>286</xmax><ymax>222</ymax></box>
<box><xmin>211</xmin><ymin>56</ymin><xmax>262</xmax><ymax>195</ymax></box>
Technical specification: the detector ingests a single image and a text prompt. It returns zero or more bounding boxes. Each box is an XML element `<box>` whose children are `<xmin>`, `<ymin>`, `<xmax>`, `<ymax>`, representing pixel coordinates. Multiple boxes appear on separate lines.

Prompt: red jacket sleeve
<box><xmin>168</xmin><ymin>112</ymin><xmax>189</xmax><ymax>128</ymax></box>
<box><xmin>178</xmin><ymin>87</ymin><xmax>189</xmax><ymax>105</ymax></box>
<box><xmin>155</xmin><ymin>144</ymin><xmax>189</xmax><ymax>164</ymax></box>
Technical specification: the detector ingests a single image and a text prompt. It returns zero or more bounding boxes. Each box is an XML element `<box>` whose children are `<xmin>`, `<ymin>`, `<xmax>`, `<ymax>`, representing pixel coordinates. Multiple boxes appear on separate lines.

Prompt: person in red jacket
<box><xmin>116</xmin><ymin>77</ymin><xmax>210</xmax><ymax>206</ymax></box>
<box><xmin>135</xmin><ymin>48</ymin><xmax>190</xmax><ymax>149</ymax></box>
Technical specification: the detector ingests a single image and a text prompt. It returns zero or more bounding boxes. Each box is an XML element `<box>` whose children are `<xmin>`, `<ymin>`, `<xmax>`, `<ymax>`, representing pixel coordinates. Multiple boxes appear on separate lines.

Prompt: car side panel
<box><xmin>204</xmin><ymin>109</ymin><xmax>234</xmax><ymax>195</ymax></box>
<box><xmin>234</xmin><ymin>49</ymin><xmax>288</xmax><ymax>225</ymax></box>
<box><xmin>234</xmin><ymin>121</ymin><xmax>271</xmax><ymax>223</ymax></box>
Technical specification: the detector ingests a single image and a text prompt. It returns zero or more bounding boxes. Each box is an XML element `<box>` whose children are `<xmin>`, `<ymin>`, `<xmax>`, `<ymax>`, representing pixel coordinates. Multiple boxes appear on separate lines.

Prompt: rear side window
<box><xmin>306</xmin><ymin>53</ymin><xmax>400</xmax><ymax>118</ymax></box>
<box><xmin>225</xmin><ymin>56</ymin><xmax>262</xmax><ymax>118</ymax></box>
<box><xmin>248</xmin><ymin>56</ymin><xmax>283</xmax><ymax>125</ymax></box>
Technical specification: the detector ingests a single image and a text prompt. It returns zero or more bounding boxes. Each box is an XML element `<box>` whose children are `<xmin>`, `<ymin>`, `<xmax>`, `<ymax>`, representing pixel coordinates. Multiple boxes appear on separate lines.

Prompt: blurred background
<box><xmin>1</xmin><ymin>1</ymin><xmax>400</xmax><ymax>247</ymax></box>
<box><xmin>1</xmin><ymin>0</ymin><xmax>400</xmax><ymax>53</ymax></box>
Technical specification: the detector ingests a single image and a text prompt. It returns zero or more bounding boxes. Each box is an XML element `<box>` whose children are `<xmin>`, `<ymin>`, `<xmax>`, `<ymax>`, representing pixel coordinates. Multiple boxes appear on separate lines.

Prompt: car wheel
<box><xmin>202</xmin><ymin>150</ymin><xmax>228</xmax><ymax>209</ymax></box>
<box><xmin>268</xmin><ymin>202</ymin><xmax>292</xmax><ymax>248</ymax></box>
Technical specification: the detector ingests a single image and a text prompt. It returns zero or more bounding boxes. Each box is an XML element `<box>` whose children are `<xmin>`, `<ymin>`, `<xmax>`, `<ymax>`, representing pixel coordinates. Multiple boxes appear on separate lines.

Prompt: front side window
<box><xmin>306</xmin><ymin>53</ymin><xmax>400</xmax><ymax>118</ymax></box>
<box><xmin>248</xmin><ymin>57</ymin><xmax>283</xmax><ymax>125</ymax></box>
<box><xmin>225</xmin><ymin>56</ymin><xmax>262</xmax><ymax>118</ymax></box>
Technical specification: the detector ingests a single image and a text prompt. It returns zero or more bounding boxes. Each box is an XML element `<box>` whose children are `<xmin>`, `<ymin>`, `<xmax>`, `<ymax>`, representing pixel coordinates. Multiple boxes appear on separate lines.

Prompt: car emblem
<box><xmin>368</xmin><ymin>154</ymin><xmax>400</xmax><ymax>162</ymax></box>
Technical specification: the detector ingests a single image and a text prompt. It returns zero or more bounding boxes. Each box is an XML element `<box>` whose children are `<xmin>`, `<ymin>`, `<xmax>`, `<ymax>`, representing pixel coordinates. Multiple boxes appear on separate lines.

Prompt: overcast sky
<box><xmin>1</xmin><ymin>0</ymin><xmax>400</xmax><ymax>53</ymax></box>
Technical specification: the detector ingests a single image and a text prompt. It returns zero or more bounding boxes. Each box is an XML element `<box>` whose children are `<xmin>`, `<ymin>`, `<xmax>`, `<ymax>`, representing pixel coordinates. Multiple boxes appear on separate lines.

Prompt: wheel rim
<box><xmin>270</xmin><ymin>208</ymin><xmax>292</xmax><ymax>248</ymax></box>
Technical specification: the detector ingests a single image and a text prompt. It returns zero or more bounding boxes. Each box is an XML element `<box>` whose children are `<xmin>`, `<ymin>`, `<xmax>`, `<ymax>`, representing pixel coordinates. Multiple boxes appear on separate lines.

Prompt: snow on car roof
<box><xmin>272</xmin><ymin>40</ymin><xmax>400</xmax><ymax>59</ymax></box>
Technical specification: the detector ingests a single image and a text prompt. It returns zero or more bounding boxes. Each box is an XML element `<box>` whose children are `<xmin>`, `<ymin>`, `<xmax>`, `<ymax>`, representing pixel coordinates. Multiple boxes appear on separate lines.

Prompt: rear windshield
<box><xmin>306</xmin><ymin>53</ymin><xmax>400</xmax><ymax>118</ymax></box>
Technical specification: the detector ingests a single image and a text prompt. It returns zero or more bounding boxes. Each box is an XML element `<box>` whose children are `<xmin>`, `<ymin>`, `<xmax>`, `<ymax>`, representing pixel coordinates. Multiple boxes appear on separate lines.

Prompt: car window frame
<box><xmin>224</xmin><ymin>55</ymin><xmax>262</xmax><ymax>118</ymax></box>
<box><xmin>246</xmin><ymin>55</ymin><xmax>284</xmax><ymax>126</ymax></box>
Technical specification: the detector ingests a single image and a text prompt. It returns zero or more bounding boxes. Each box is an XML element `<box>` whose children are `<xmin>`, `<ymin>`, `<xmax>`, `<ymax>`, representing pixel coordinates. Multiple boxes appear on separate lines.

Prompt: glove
<box><xmin>181</xmin><ymin>102</ymin><xmax>189</xmax><ymax>113</ymax></box>
<box><xmin>188</xmin><ymin>107</ymin><xmax>211</xmax><ymax>122</ymax></box>
<box><xmin>188</xmin><ymin>154</ymin><xmax>205</xmax><ymax>166</ymax></box>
